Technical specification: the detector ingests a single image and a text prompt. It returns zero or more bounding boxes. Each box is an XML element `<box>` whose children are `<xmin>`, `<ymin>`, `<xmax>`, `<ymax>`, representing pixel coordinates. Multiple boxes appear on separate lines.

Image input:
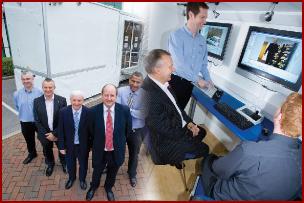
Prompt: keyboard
<box><xmin>214</xmin><ymin>102</ymin><xmax>254</xmax><ymax>130</ymax></box>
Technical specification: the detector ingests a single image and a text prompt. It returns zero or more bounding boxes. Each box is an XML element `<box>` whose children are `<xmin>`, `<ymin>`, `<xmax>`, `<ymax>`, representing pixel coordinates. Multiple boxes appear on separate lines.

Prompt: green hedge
<box><xmin>2</xmin><ymin>57</ymin><xmax>14</xmax><ymax>76</ymax></box>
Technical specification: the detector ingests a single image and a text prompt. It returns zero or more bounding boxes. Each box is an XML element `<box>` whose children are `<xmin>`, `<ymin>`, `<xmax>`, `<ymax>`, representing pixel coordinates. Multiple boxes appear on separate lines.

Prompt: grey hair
<box><xmin>70</xmin><ymin>90</ymin><xmax>85</xmax><ymax>99</ymax></box>
<box><xmin>21</xmin><ymin>70</ymin><xmax>34</xmax><ymax>78</ymax></box>
<box><xmin>144</xmin><ymin>49</ymin><xmax>171</xmax><ymax>74</ymax></box>
<box><xmin>130</xmin><ymin>71</ymin><xmax>143</xmax><ymax>79</ymax></box>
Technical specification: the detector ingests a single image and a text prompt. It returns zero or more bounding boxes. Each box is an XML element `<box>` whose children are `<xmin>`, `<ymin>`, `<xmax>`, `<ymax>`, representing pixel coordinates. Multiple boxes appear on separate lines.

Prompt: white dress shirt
<box><xmin>45</xmin><ymin>95</ymin><xmax>54</xmax><ymax>131</ymax></box>
<box><xmin>103</xmin><ymin>104</ymin><xmax>115</xmax><ymax>151</ymax></box>
<box><xmin>148</xmin><ymin>75</ymin><xmax>187</xmax><ymax>127</ymax></box>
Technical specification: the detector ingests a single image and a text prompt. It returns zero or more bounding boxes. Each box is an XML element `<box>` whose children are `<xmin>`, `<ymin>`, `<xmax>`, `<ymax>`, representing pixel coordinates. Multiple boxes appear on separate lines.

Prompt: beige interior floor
<box><xmin>141</xmin><ymin>125</ymin><xmax>229</xmax><ymax>200</ymax></box>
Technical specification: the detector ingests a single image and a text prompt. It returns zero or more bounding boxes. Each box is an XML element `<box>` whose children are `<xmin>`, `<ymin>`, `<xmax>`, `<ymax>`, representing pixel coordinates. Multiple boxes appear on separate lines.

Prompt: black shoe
<box><xmin>129</xmin><ymin>177</ymin><xmax>137</xmax><ymax>187</ymax></box>
<box><xmin>171</xmin><ymin>162</ymin><xmax>185</xmax><ymax>170</ymax></box>
<box><xmin>86</xmin><ymin>187</ymin><xmax>95</xmax><ymax>201</ymax></box>
<box><xmin>23</xmin><ymin>154</ymin><xmax>37</xmax><ymax>164</ymax></box>
<box><xmin>46</xmin><ymin>166</ymin><xmax>54</xmax><ymax>177</ymax></box>
<box><xmin>65</xmin><ymin>179</ymin><xmax>74</xmax><ymax>189</ymax></box>
<box><xmin>106</xmin><ymin>190</ymin><xmax>115</xmax><ymax>201</ymax></box>
<box><xmin>62</xmin><ymin>165</ymin><xmax>67</xmax><ymax>173</ymax></box>
<box><xmin>80</xmin><ymin>181</ymin><xmax>87</xmax><ymax>190</ymax></box>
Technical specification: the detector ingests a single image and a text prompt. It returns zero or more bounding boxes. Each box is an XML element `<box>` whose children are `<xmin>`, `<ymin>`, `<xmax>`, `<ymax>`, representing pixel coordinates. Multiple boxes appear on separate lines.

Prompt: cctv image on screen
<box><xmin>240</xmin><ymin>31</ymin><xmax>302</xmax><ymax>86</ymax></box>
<box><xmin>201</xmin><ymin>24</ymin><xmax>230</xmax><ymax>58</ymax></box>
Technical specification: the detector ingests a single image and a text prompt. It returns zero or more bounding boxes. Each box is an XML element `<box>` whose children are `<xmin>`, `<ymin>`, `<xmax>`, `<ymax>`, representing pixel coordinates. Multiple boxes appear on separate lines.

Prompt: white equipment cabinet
<box><xmin>4</xmin><ymin>2</ymin><xmax>143</xmax><ymax>100</ymax></box>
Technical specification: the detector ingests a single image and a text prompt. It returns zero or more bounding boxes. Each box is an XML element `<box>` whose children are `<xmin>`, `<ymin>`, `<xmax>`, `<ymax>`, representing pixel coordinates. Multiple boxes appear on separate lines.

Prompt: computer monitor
<box><xmin>200</xmin><ymin>22</ymin><xmax>232</xmax><ymax>60</ymax></box>
<box><xmin>237</xmin><ymin>26</ymin><xmax>302</xmax><ymax>92</ymax></box>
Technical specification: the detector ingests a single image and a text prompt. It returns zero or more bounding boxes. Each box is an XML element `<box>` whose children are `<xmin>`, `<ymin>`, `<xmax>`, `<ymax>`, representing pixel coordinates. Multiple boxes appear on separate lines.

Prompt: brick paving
<box><xmin>2</xmin><ymin>133</ymin><xmax>154</xmax><ymax>201</ymax></box>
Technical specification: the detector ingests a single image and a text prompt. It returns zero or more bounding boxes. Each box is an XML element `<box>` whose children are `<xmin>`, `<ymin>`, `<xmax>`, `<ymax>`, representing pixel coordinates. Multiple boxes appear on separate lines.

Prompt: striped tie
<box><xmin>127</xmin><ymin>92</ymin><xmax>134</xmax><ymax>108</ymax></box>
<box><xmin>74</xmin><ymin>111</ymin><xmax>80</xmax><ymax>144</ymax></box>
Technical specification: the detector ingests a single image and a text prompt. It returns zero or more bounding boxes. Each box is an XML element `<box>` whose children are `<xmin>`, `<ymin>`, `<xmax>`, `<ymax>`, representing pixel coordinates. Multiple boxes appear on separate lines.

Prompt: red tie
<box><xmin>105</xmin><ymin>108</ymin><xmax>114</xmax><ymax>151</ymax></box>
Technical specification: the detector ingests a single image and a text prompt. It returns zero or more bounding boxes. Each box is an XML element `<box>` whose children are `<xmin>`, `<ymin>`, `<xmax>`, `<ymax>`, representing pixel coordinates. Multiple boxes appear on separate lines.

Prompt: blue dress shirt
<box><xmin>168</xmin><ymin>25</ymin><xmax>211</xmax><ymax>83</ymax></box>
<box><xmin>117</xmin><ymin>86</ymin><xmax>146</xmax><ymax>129</ymax></box>
<box><xmin>13</xmin><ymin>87</ymin><xmax>43</xmax><ymax>122</ymax></box>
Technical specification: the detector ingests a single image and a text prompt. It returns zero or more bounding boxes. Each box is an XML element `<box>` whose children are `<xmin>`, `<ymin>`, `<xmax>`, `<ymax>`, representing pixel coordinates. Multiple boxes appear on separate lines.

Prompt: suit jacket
<box><xmin>202</xmin><ymin>133</ymin><xmax>302</xmax><ymax>200</ymax></box>
<box><xmin>33</xmin><ymin>94</ymin><xmax>67</xmax><ymax>144</ymax></box>
<box><xmin>89</xmin><ymin>103</ymin><xmax>132</xmax><ymax>168</ymax></box>
<box><xmin>142</xmin><ymin>76</ymin><xmax>194</xmax><ymax>164</ymax></box>
<box><xmin>58</xmin><ymin>105</ymin><xmax>90</xmax><ymax>157</ymax></box>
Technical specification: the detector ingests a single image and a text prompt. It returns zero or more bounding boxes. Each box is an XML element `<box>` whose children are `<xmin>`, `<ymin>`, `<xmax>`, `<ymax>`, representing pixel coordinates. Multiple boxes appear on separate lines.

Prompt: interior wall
<box><xmin>144</xmin><ymin>2</ymin><xmax>302</xmax><ymax>150</ymax></box>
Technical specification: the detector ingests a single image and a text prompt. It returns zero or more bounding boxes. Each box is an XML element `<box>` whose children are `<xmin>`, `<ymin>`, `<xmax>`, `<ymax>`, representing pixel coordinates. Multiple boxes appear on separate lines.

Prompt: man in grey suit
<box><xmin>201</xmin><ymin>92</ymin><xmax>302</xmax><ymax>200</ymax></box>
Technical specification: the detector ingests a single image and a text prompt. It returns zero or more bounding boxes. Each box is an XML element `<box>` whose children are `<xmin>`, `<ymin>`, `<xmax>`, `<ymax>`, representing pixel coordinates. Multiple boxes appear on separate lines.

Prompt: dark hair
<box><xmin>131</xmin><ymin>71</ymin><xmax>143</xmax><ymax>79</ymax></box>
<box><xmin>144</xmin><ymin>49</ymin><xmax>171</xmax><ymax>74</ymax></box>
<box><xmin>186</xmin><ymin>2</ymin><xmax>209</xmax><ymax>20</ymax></box>
<box><xmin>101</xmin><ymin>84</ymin><xmax>118</xmax><ymax>95</ymax></box>
<box><xmin>44</xmin><ymin>77</ymin><xmax>54</xmax><ymax>83</ymax></box>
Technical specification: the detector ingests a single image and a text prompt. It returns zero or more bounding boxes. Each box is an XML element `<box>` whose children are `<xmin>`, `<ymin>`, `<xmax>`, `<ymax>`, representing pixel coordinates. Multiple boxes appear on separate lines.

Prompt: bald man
<box><xmin>58</xmin><ymin>91</ymin><xmax>90</xmax><ymax>190</ymax></box>
<box><xmin>86</xmin><ymin>84</ymin><xmax>132</xmax><ymax>201</ymax></box>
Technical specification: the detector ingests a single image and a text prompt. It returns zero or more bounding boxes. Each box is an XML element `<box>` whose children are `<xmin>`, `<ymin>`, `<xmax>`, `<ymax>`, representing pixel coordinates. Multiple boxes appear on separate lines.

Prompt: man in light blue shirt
<box><xmin>117</xmin><ymin>71</ymin><xmax>147</xmax><ymax>187</ymax></box>
<box><xmin>13</xmin><ymin>71</ymin><xmax>43</xmax><ymax>164</ymax></box>
<box><xmin>168</xmin><ymin>2</ymin><xmax>213</xmax><ymax>110</ymax></box>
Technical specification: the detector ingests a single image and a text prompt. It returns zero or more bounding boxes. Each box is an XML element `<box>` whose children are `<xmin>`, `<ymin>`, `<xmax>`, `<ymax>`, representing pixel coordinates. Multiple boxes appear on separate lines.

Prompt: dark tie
<box><xmin>105</xmin><ymin>109</ymin><xmax>113</xmax><ymax>150</ymax></box>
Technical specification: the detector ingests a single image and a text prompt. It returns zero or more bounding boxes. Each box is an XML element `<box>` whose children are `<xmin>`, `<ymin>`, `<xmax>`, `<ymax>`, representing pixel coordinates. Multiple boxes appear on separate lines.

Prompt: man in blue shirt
<box><xmin>168</xmin><ymin>2</ymin><xmax>213</xmax><ymax>110</ymax></box>
<box><xmin>117</xmin><ymin>72</ymin><xmax>147</xmax><ymax>187</ymax></box>
<box><xmin>201</xmin><ymin>92</ymin><xmax>302</xmax><ymax>200</ymax></box>
<box><xmin>14</xmin><ymin>71</ymin><xmax>43</xmax><ymax>164</ymax></box>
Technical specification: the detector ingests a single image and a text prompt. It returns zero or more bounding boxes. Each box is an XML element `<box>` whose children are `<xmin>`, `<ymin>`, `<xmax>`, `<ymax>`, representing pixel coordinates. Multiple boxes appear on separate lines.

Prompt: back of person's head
<box><xmin>144</xmin><ymin>49</ymin><xmax>171</xmax><ymax>74</ymax></box>
<box><xmin>280</xmin><ymin>92</ymin><xmax>302</xmax><ymax>138</ymax></box>
<box><xmin>186</xmin><ymin>2</ymin><xmax>209</xmax><ymax>20</ymax></box>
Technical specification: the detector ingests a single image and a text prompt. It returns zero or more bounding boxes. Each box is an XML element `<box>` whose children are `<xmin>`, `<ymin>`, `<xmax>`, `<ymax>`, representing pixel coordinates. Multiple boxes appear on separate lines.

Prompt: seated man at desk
<box><xmin>142</xmin><ymin>49</ymin><xmax>209</xmax><ymax>167</ymax></box>
<box><xmin>201</xmin><ymin>92</ymin><xmax>302</xmax><ymax>200</ymax></box>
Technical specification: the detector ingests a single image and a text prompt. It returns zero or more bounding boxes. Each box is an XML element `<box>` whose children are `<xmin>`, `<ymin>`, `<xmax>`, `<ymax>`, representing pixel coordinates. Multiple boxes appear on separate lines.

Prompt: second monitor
<box><xmin>200</xmin><ymin>22</ymin><xmax>232</xmax><ymax>60</ymax></box>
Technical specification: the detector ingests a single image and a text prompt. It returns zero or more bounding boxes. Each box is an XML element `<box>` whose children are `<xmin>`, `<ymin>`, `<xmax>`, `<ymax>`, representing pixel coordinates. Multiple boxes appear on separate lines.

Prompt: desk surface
<box><xmin>192</xmin><ymin>86</ymin><xmax>273</xmax><ymax>141</ymax></box>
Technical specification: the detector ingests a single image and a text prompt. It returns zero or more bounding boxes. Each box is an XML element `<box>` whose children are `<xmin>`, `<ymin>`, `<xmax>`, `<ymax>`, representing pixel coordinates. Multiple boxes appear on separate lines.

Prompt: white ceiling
<box><xmin>207</xmin><ymin>2</ymin><xmax>302</xmax><ymax>13</ymax></box>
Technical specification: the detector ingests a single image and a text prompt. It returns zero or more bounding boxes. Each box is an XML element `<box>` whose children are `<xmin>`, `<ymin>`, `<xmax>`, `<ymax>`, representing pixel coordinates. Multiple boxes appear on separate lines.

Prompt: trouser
<box><xmin>183</xmin><ymin>125</ymin><xmax>209</xmax><ymax>159</ymax></box>
<box><xmin>91</xmin><ymin>151</ymin><xmax>120</xmax><ymax>191</ymax></box>
<box><xmin>66</xmin><ymin>144</ymin><xmax>88</xmax><ymax>181</ymax></box>
<box><xmin>169</xmin><ymin>74</ymin><xmax>194</xmax><ymax>110</ymax></box>
<box><xmin>41</xmin><ymin>139</ymin><xmax>66</xmax><ymax>167</ymax></box>
<box><xmin>127</xmin><ymin>127</ymin><xmax>146</xmax><ymax>178</ymax></box>
<box><xmin>20</xmin><ymin>122</ymin><xmax>37</xmax><ymax>156</ymax></box>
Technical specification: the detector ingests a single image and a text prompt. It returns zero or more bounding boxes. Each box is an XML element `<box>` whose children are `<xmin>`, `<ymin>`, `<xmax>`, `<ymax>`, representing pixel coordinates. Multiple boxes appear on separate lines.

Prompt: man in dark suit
<box><xmin>86</xmin><ymin>84</ymin><xmax>132</xmax><ymax>201</ymax></box>
<box><xmin>58</xmin><ymin>90</ymin><xmax>90</xmax><ymax>190</ymax></box>
<box><xmin>142</xmin><ymin>49</ymin><xmax>209</xmax><ymax>167</ymax></box>
<box><xmin>33</xmin><ymin>78</ymin><xmax>67</xmax><ymax>177</ymax></box>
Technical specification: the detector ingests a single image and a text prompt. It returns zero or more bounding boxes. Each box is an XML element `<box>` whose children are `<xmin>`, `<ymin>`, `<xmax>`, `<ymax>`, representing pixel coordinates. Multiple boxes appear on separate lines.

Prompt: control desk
<box><xmin>189</xmin><ymin>86</ymin><xmax>274</xmax><ymax>141</ymax></box>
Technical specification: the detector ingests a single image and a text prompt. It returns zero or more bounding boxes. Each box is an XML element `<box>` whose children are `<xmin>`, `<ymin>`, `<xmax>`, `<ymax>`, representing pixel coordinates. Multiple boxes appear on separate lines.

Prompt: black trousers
<box><xmin>91</xmin><ymin>151</ymin><xmax>120</xmax><ymax>191</ymax></box>
<box><xmin>66</xmin><ymin>144</ymin><xmax>88</xmax><ymax>182</ymax></box>
<box><xmin>41</xmin><ymin>139</ymin><xmax>66</xmax><ymax>167</ymax></box>
<box><xmin>183</xmin><ymin>125</ymin><xmax>209</xmax><ymax>160</ymax></box>
<box><xmin>169</xmin><ymin>74</ymin><xmax>194</xmax><ymax>110</ymax></box>
<box><xmin>20</xmin><ymin>122</ymin><xmax>37</xmax><ymax>156</ymax></box>
<box><xmin>127</xmin><ymin>128</ymin><xmax>145</xmax><ymax>178</ymax></box>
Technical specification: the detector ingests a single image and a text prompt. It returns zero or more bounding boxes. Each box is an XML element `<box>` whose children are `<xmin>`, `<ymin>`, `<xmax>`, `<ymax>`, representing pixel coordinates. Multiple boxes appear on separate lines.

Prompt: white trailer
<box><xmin>4</xmin><ymin>2</ymin><xmax>143</xmax><ymax>100</ymax></box>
